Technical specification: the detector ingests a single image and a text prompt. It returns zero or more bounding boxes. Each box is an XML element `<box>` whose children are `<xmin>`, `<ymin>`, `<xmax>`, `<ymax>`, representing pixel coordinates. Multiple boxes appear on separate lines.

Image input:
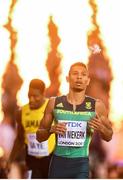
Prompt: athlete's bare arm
<box><xmin>9</xmin><ymin>109</ymin><xmax>25</xmax><ymax>163</ymax></box>
<box><xmin>36</xmin><ymin>97</ymin><xmax>67</xmax><ymax>142</ymax></box>
<box><xmin>88</xmin><ymin>99</ymin><xmax>113</xmax><ymax>141</ymax></box>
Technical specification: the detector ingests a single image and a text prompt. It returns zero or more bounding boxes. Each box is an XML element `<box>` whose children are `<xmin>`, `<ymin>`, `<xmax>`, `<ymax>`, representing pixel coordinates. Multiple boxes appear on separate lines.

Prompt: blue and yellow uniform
<box><xmin>49</xmin><ymin>95</ymin><xmax>96</xmax><ymax>178</ymax></box>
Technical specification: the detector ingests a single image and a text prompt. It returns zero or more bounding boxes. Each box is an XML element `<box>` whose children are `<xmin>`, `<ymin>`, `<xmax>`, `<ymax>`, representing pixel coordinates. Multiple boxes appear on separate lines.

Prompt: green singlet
<box><xmin>53</xmin><ymin>95</ymin><xmax>96</xmax><ymax>158</ymax></box>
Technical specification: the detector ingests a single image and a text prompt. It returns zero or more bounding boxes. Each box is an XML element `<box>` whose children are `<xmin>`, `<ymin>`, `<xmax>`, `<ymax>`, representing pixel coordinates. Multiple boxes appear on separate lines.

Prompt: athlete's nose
<box><xmin>29</xmin><ymin>96</ymin><xmax>35</xmax><ymax>103</ymax></box>
<box><xmin>77</xmin><ymin>73</ymin><xmax>82</xmax><ymax>79</ymax></box>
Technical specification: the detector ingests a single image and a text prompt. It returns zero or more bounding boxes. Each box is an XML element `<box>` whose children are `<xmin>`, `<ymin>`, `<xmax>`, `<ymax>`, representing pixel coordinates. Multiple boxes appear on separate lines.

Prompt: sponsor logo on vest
<box><xmin>56</xmin><ymin>103</ymin><xmax>64</xmax><ymax>108</ymax></box>
<box><xmin>67</xmin><ymin>122</ymin><xmax>83</xmax><ymax>128</ymax></box>
<box><xmin>25</xmin><ymin>112</ymin><xmax>30</xmax><ymax>116</ymax></box>
<box><xmin>57</xmin><ymin>120</ymin><xmax>87</xmax><ymax>147</ymax></box>
<box><xmin>56</xmin><ymin>109</ymin><xmax>92</xmax><ymax>115</ymax></box>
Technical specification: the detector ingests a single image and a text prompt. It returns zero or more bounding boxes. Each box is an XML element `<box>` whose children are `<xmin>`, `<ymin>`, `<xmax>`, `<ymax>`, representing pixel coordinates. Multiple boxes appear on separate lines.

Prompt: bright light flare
<box><xmin>0</xmin><ymin>0</ymin><xmax>11</xmax><ymax>122</ymax></box>
<box><xmin>51</xmin><ymin>0</ymin><xmax>92</xmax><ymax>94</ymax></box>
<box><xmin>0</xmin><ymin>0</ymin><xmax>123</xmax><ymax>126</ymax></box>
<box><xmin>12</xmin><ymin>0</ymin><xmax>91</xmax><ymax>102</ymax></box>
<box><xmin>12</xmin><ymin>0</ymin><xmax>52</xmax><ymax>104</ymax></box>
<box><xmin>96</xmin><ymin>0</ymin><xmax>123</xmax><ymax>123</ymax></box>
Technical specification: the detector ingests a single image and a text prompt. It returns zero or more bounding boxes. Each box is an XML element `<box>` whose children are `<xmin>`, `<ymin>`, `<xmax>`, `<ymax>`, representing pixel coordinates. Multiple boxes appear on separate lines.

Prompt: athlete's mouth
<box><xmin>75</xmin><ymin>81</ymin><xmax>82</xmax><ymax>85</ymax></box>
<box><xmin>29</xmin><ymin>103</ymin><xmax>36</xmax><ymax>107</ymax></box>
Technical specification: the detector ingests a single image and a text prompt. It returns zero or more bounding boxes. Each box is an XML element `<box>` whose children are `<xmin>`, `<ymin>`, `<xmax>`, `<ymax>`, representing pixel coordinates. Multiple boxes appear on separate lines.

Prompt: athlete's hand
<box><xmin>50</xmin><ymin>123</ymin><xmax>67</xmax><ymax>135</ymax></box>
<box><xmin>88</xmin><ymin>114</ymin><xmax>103</xmax><ymax>131</ymax></box>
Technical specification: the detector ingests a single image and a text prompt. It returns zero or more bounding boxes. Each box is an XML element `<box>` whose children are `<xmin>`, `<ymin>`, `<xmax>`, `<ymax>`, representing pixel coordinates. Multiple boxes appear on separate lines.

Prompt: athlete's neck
<box><xmin>66</xmin><ymin>91</ymin><xmax>85</xmax><ymax>105</ymax></box>
<box><xmin>38</xmin><ymin>98</ymin><xmax>46</xmax><ymax>108</ymax></box>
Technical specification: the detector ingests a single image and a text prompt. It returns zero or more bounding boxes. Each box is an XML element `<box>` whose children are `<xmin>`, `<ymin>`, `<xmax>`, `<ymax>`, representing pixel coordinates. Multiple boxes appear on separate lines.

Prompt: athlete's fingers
<box><xmin>88</xmin><ymin>118</ymin><xmax>102</xmax><ymax>130</ymax></box>
<box><xmin>53</xmin><ymin>123</ymin><xmax>67</xmax><ymax>135</ymax></box>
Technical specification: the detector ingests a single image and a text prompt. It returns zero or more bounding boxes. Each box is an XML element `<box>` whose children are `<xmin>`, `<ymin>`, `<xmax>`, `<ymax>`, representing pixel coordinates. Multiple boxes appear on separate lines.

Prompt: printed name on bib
<box><xmin>57</xmin><ymin>120</ymin><xmax>87</xmax><ymax>147</ymax></box>
<box><xmin>27</xmin><ymin>133</ymin><xmax>49</xmax><ymax>157</ymax></box>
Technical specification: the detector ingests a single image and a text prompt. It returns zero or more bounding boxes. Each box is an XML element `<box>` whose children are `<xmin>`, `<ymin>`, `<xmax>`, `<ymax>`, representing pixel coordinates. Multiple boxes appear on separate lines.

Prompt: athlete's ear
<box><xmin>66</xmin><ymin>76</ymin><xmax>69</xmax><ymax>82</ymax></box>
<box><xmin>87</xmin><ymin>77</ymin><xmax>90</xmax><ymax>86</ymax></box>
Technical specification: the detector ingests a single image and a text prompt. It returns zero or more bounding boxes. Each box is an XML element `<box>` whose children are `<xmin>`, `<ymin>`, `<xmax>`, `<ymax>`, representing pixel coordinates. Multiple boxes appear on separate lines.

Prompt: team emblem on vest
<box><xmin>85</xmin><ymin>102</ymin><xmax>92</xmax><ymax>109</ymax></box>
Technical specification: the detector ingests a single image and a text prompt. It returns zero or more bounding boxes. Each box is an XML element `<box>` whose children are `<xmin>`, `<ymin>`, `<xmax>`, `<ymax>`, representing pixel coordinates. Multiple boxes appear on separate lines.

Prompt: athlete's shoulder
<box><xmin>48</xmin><ymin>96</ymin><xmax>56</xmax><ymax>103</ymax></box>
<box><xmin>46</xmin><ymin>96</ymin><xmax>57</xmax><ymax>110</ymax></box>
<box><xmin>15</xmin><ymin>107</ymin><xmax>22</xmax><ymax>124</ymax></box>
<box><xmin>54</xmin><ymin>95</ymin><xmax>66</xmax><ymax>104</ymax></box>
<box><xmin>85</xmin><ymin>95</ymin><xmax>96</xmax><ymax>102</ymax></box>
<box><xmin>55</xmin><ymin>95</ymin><xmax>66</xmax><ymax>101</ymax></box>
<box><xmin>95</xmin><ymin>98</ymin><xmax>106</xmax><ymax>111</ymax></box>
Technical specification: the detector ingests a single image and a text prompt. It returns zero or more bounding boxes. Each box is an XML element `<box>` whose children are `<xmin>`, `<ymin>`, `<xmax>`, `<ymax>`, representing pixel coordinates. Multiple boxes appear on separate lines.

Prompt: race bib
<box><xmin>27</xmin><ymin>133</ymin><xmax>49</xmax><ymax>157</ymax></box>
<box><xmin>57</xmin><ymin>120</ymin><xmax>87</xmax><ymax>147</ymax></box>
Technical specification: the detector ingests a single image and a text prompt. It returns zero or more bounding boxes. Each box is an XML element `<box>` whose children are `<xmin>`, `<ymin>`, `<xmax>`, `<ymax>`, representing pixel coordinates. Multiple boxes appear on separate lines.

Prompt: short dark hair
<box><xmin>69</xmin><ymin>62</ymin><xmax>88</xmax><ymax>74</ymax></box>
<box><xmin>29</xmin><ymin>79</ymin><xmax>45</xmax><ymax>93</ymax></box>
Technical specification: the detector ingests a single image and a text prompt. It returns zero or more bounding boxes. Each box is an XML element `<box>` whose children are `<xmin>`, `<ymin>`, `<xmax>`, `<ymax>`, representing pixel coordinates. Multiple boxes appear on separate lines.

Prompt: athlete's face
<box><xmin>67</xmin><ymin>65</ymin><xmax>90</xmax><ymax>92</ymax></box>
<box><xmin>28</xmin><ymin>88</ymin><xmax>44</xmax><ymax>109</ymax></box>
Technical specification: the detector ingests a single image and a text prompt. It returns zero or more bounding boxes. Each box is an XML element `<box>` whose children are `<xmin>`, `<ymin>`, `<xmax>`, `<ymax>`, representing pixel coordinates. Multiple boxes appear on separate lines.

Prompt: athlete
<box><xmin>9</xmin><ymin>79</ymin><xmax>55</xmax><ymax>179</ymax></box>
<box><xmin>36</xmin><ymin>62</ymin><xmax>113</xmax><ymax>179</ymax></box>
